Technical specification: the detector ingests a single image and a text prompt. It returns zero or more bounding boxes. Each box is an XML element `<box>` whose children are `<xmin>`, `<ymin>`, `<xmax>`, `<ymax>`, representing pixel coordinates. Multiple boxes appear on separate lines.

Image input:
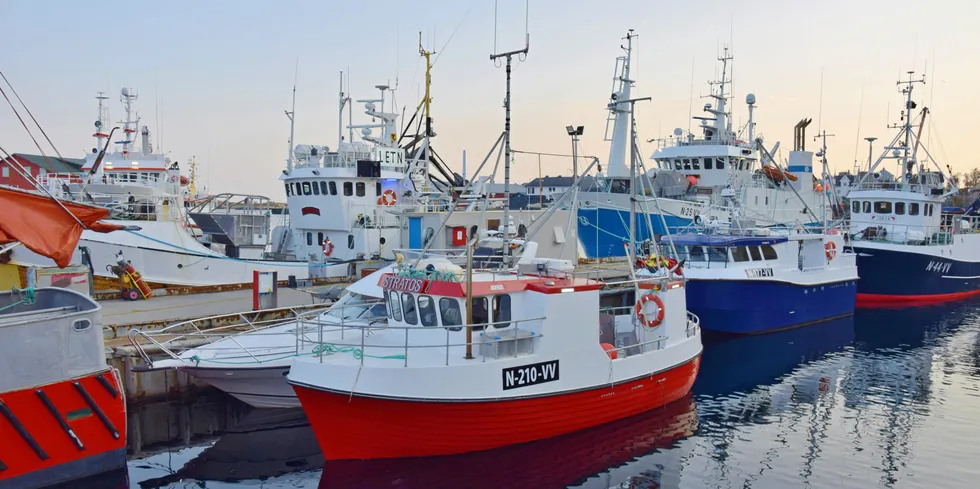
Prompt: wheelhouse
<box><xmin>668</xmin><ymin>235</ymin><xmax>786</xmax><ymax>269</ymax></box>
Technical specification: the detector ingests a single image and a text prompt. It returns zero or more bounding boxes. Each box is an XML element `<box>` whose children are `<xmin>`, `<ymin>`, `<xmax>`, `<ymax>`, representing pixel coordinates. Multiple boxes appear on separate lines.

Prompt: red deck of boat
<box><xmin>292</xmin><ymin>354</ymin><xmax>701</xmax><ymax>461</ymax></box>
<box><xmin>0</xmin><ymin>369</ymin><xmax>127</xmax><ymax>488</ymax></box>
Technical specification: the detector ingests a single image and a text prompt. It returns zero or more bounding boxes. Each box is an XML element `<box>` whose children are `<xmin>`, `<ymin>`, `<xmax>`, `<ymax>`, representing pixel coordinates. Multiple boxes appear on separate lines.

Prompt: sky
<box><xmin>1</xmin><ymin>0</ymin><xmax>977</xmax><ymax>199</ymax></box>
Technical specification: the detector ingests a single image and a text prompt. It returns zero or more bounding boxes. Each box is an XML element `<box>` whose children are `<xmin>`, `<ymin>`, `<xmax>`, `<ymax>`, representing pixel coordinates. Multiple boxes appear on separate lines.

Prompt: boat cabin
<box><xmin>667</xmin><ymin>233</ymin><xmax>837</xmax><ymax>272</ymax></box>
<box><xmin>846</xmin><ymin>189</ymin><xmax>957</xmax><ymax>244</ymax></box>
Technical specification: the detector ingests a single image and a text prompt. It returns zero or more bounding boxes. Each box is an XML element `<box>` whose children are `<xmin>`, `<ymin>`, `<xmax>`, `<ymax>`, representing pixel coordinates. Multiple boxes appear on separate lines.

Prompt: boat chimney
<box><xmin>746</xmin><ymin>93</ymin><xmax>756</xmax><ymax>144</ymax></box>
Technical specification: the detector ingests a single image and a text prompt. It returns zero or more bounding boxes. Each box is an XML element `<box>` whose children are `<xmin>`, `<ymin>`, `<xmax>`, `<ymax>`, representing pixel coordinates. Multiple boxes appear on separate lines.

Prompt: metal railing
<box><xmin>847</xmin><ymin>214</ymin><xmax>980</xmax><ymax>246</ymax></box>
<box><xmin>126</xmin><ymin>302</ymin><xmax>344</xmax><ymax>365</ymax></box>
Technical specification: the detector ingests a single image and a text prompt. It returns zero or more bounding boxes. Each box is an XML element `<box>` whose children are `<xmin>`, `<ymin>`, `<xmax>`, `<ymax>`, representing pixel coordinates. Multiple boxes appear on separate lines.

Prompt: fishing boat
<box><xmin>577</xmin><ymin>32</ymin><xmax>828</xmax><ymax>260</ymax></box>
<box><xmin>9</xmin><ymin>88</ymin><xmax>316</xmax><ymax>288</ymax></box>
<box><xmin>287</xmin><ymin>40</ymin><xmax>703</xmax><ymax>460</ymax></box>
<box><xmin>664</xmin><ymin>223</ymin><xmax>857</xmax><ymax>334</ymax></box>
<box><xmin>0</xmin><ymin>187</ymin><xmax>127</xmax><ymax>488</ymax></box>
<box><xmin>844</xmin><ymin>71</ymin><xmax>980</xmax><ymax>304</ymax></box>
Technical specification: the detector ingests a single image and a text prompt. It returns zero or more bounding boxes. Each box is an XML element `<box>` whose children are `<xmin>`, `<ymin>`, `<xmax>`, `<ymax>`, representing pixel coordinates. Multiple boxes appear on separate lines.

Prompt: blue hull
<box><xmin>576</xmin><ymin>208</ymin><xmax>691</xmax><ymax>258</ymax></box>
<box><xmin>686</xmin><ymin>278</ymin><xmax>858</xmax><ymax>334</ymax></box>
<box><xmin>850</xmin><ymin>245</ymin><xmax>980</xmax><ymax>301</ymax></box>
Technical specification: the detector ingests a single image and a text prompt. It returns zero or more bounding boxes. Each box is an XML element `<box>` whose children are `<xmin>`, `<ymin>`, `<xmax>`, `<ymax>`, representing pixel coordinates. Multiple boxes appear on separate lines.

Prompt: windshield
<box><xmin>323</xmin><ymin>292</ymin><xmax>386</xmax><ymax>320</ymax></box>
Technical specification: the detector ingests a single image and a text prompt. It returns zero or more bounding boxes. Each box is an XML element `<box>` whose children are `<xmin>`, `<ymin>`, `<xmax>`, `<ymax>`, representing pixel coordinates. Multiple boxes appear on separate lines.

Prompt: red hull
<box><xmin>857</xmin><ymin>290</ymin><xmax>980</xmax><ymax>307</ymax></box>
<box><xmin>293</xmin><ymin>354</ymin><xmax>700</xmax><ymax>460</ymax></box>
<box><xmin>0</xmin><ymin>369</ymin><xmax>127</xmax><ymax>488</ymax></box>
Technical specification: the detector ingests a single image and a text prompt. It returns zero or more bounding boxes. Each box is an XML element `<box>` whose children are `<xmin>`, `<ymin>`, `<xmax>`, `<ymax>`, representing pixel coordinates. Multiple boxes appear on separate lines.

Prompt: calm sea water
<box><xmin>70</xmin><ymin>299</ymin><xmax>980</xmax><ymax>488</ymax></box>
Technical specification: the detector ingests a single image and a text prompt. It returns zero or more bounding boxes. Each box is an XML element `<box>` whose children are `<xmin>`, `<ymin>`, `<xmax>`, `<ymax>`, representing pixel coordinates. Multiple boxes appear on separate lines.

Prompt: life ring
<box><xmin>381</xmin><ymin>189</ymin><xmax>397</xmax><ymax>205</ymax></box>
<box><xmin>322</xmin><ymin>238</ymin><xmax>334</xmax><ymax>257</ymax></box>
<box><xmin>824</xmin><ymin>241</ymin><xmax>837</xmax><ymax>261</ymax></box>
<box><xmin>634</xmin><ymin>293</ymin><xmax>665</xmax><ymax>328</ymax></box>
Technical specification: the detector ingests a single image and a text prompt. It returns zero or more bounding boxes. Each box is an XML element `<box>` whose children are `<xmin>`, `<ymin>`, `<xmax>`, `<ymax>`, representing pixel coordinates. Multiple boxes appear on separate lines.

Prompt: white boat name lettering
<box><xmin>925</xmin><ymin>261</ymin><xmax>952</xmax><ymax>274</ymax></box>
<box><xmin>381</xmin><ymin>275</ymin><xmax>427</xmax><ymax>293</ymax></box>
<box><xmin>502</xmin><ymin>360</ymin><xmax>559</xmax><ymax>390</ymax></box>
<box><xmin>745</xmin><ymin>268</ymin><xmax>774</xmax><ymax>278</ymax></box>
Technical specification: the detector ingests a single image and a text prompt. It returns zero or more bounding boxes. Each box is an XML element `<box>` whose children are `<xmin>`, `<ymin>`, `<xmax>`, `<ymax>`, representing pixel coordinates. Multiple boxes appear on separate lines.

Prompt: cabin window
<box><xmin>674</xmin><ymin>160</ymin><xmax>682</xmax><ymax>170</ymax></box>
<box><xmin>862</xmin><ymin>201</ymin><xmax>871</xmax><ymax>213</ymax></box>
<box><xmin>493</xmin><ymin>295</ymin><xmax>511</xmax><ymax>329</ymax></box>
<box><xmin>731</xmin><ymin>246</ymin><xmax>750</xmax><ymax>262</ymax></box>
<box><xmin>312</xmin><ymin>181</ymin><xmax>321</xmax><ymax>195</ymax></box>
<box><xmin>851</xmin><ymin>200</ymin><xmax>860</xmax><ymax>213</ymax></box>
<box><xmin>401</xmin><ymin>293</ymin><xmax>418</xmax><ymax>325</ymax></box>
<box><xmin>343</xmin><ymin>182</ymin><xmax>353</xmax><ymax>196</ymax></box>
<box><xmin>683</xmin><ymin>159</ymin><xmax>691</xmax><ymax>170</ymax></box>
<box><xmin>909</xmin><ymin>203</ymin><xmax>920</xmax><ymax>216</ymax></box>
<box><xmin>302</xmin><ymin>182</ymin><xmax>312</xmax><ymax>195</ymax></box>
<box><xmin>895</xmin><ymin>202</ymin><xmax>906</xmax><ymax>215</ymax></box>
<box><xmin>376</xmin><ymin>182</ymin><xmax>382</xmax><ymax>196</ymax></box>
<box><xmin>306</xmin><ymin>232</ymin><xmax>312</xmax><ymax>246</ymax></box>
<box><xmin>707</xmin><ymin>246</ymin><xmax>727</xmax><ymax>262</ymax></box>
<box><xmin>329</xmin><ymin>181</ymin><xmax>337</xmax><ymax>195</ymax></box>
<box><xmin>692</xmin><ymin>158</ymin><xmax>701</xmax><ymax>170</ymax></box>
<box><xmin>716</xmin><ymin>157</ymin><xmax>725</xmax><ymax>169</ymax></box>
<box><xmin>926</xmin><ymin>204</ymin><xmax>934</xmax><ymax>216</ymax></box>
<box><xmin>284</xmin><ymin>183</ymin><xmax>291</xmax><ymax>196</ymax></box>
<box><xmin>388</xmin><ymin>290</ymin><xmax>402</xmax><ymax>321</ymax></box>
<box><xmin>688</xmin><ymin>246</ymin><xmax>705</xmax><ymax>261</ymax></box>
<box><xmin>705</xmin><ymin>158</ymin><xmax>713</xmax><ymax>170</ymax></box>
<box><xmin>317</xmin><ymin>232</ymin><xmax>324</xmax><ymax>246</ymax></box>
<box><xmin>418</xmin><ymin>295</ymin><xmax>438</xmax><ymax>327</ymax></box>
<box><xmin>874</xmin><ymin>201</ymin><xmax>892</xmax><ymax>214</ymax></box>
<box><xmin>320</xmin><ymin>181</ymin><xmax>328</xmax><ymax>195</ymax></box>
<box><xmin>348</xmin><ymin>234</ymin><xmax>354</xmax><ymax>249</ymax></box>
<box><xmin>748</xmin><ymin>246</ymin><xmax>762</xmax><ymax>261</ymax></box>
<box><xmin>356</xmin><ymin>182</ymin><xmax>366</xmax><ymax>197</ymax></box>
<box><xmin>765</xmin><ymin>197</ymin><xmax>769</xmax><ymax>206</ymax></box>
<box><xmin>761</xmin><ymin>244</ymin><xmax>778</xmax><ymax>260</ymax></box>
<box><xmin>440</xmin><ymin>298</ymin><xmax>462</xmax><ymax>331</ymax></box>
<box><xmin>471</xmin><ymin>297</ymin><xmax>489</xmax><ymax>330</ymax></box>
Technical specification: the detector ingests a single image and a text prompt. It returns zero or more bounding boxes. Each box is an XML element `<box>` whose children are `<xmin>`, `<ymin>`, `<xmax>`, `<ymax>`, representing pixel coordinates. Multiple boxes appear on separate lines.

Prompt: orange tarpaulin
<box><xmin>0</xmin><ymin>186</ymin><xmax>125</xmax><ymax>268</ymax></box>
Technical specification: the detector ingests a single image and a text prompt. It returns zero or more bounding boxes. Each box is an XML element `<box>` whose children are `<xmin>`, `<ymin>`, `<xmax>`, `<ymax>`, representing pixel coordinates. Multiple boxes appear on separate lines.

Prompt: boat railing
<box><xmin>686</xmin><ymin>311</ymin><xmax>700</xmax><ymax>338</ymax></box>
<box><xmin>847</xmin><ymin>214</ymin><xmax>980</xmax><ymax>246</ymax></box>
<box><xmin>126</xmin><ymin>302</ymin><xmax>338</xmax><ymax>365</ymax></box>
<box><xmin>310</xmin><ymin>314</ymin><xmax>548</xmax><ymax>367</ymax></box>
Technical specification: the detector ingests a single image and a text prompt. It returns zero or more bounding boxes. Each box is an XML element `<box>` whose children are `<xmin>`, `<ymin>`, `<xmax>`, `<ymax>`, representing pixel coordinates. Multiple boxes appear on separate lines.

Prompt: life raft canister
<box><xmin>635</xmin><ymin>293</ymin><xmax>665</xmax><ymax>328</ymax></box>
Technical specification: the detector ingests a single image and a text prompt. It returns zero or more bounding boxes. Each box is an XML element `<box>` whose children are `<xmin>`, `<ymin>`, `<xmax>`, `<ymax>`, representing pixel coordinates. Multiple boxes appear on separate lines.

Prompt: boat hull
<box><xmin>851</xmin><ymin>245</ymin><xmax>980</xmax><ymax>304</ymax></box>
<box><xmin>684</xmin><ymin>278</ymin><xmax>858</xmax><ymax>334</ymax></box>
<box><xmin>181</xmin><ymin>366</ymin><xmax>299</xmax><ymax>409</ymax></box>
<box><xmin>0</xmin><ymin>369</ymin><xmax>127</xmax><ymax>489</ymax></box>
<box><xmin>292</xmin><ymin>354</ymin><xmax>701</xmax><ymax>461</ymax></box>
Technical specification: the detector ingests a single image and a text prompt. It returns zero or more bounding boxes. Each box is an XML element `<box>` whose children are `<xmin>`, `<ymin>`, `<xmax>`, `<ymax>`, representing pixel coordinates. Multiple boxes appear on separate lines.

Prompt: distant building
<box><xmin>524</xmin><ymin>176</ymin><xmax>576</xmax><ymax>200</ymax></box>
<box><xmin>0</xmin><ymin>153</ymin><xmax>85</xmax><ymax>189</ymax></box>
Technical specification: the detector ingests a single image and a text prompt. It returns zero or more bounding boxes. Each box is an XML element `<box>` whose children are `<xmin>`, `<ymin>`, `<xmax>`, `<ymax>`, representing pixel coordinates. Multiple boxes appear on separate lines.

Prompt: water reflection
<box><xmin>116</xmin><ymin>301</ymin><xmax>980</xmax><ymax>489</ymax></box>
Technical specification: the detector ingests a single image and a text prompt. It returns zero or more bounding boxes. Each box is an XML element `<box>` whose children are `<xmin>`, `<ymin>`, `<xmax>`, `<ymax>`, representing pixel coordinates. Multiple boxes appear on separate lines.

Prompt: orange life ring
<box><xmin>381</xmin><ymin>189</ymin><xmax>397</xmax><ymax>205</ymax></box>
<box><xmin>634</xmin><ymin>293</ymin><xmax>665</xmax><ymax>328</ymax></box>
<box><xmin>322</xmin><ymin>238</ymin><xmax>334</xmax><ymax>257</ymax></box>
<box><xmin>824</xmin><ymin>241</ymin><xmax>837</xmax><ymax>261</ymax></box>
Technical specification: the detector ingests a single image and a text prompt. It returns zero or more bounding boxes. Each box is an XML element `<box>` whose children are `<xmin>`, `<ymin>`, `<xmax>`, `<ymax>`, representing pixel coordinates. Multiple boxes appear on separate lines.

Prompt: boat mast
<box><xmin>285</xmin><ymin>74</ymin><xmax>296</xmax><ymax>172</ymax></box>
<box><xmin>615</xmin><ymin>95</ymin><xmax>651</xmax><ymax>262</ymax></box>
<box><xmin>604</xmin><ymin>30</ymin><xmax>635</xmax><ymax>179</ymax></box>
<box><xmin>338</xmin><ymin>71</ymin><xmax>350</xmax><ymax>148</ymax></box>
<box><xmin>419</xmin><ymin>33</ymin><xmax>434</xmax><ymax>202</ymax></box>
<box><xmin>896</xmin><ymin>71</ymin><xmax>925</xmax><ymax>184</ymax></box>
<box><xmin>489</xmin><ymin>33</ymin><xmax>529</xmax><ymax>266</ymax></box>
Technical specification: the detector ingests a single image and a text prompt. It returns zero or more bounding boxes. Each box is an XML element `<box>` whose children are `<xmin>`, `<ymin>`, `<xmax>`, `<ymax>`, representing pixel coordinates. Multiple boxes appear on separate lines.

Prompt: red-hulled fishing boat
<box><xmin>0</xmin><ymin>186</ymin><xmax>129</xmax><ymax>488</ymax></box>
<box><xmin>287</xmin><ymin>248</ymin><xmax>703</xmax><ymax>461</ymax></box>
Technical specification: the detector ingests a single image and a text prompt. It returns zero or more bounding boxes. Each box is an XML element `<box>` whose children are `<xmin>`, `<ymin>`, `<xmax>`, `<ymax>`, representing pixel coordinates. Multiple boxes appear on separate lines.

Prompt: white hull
<box><xmin>7</xmin><ymin>220</ymin><xmax>348</xmax><ymax>286</ymax></box>
<box><xmin>183</xmin><ymin>365</ymin><xmax>299</xmax><ymax>408</ymax></box>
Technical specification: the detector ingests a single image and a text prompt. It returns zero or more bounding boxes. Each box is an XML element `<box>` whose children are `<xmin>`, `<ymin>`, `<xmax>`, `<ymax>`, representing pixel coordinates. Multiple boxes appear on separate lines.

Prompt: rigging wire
<box><xmin>432</xmin><ymin>3</ymin><xmax>474</xmax><ymax>67</ymax></box>
<box><xmin>0</xmin><ymin>71</ymin><xmax>70</xmax><ymax>173</ymax></box>
<box><xmin>0</xmin><ymin>81</ymin><xmax>57</xmax><ymax>173</ymax></box>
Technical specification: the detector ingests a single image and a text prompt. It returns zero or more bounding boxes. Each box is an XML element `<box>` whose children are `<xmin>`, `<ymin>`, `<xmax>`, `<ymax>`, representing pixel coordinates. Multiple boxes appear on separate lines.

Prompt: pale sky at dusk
<box><xmin>1</xmin><ymin>0</ymin><xmax>976</xmax><ymax>198</ymax></box>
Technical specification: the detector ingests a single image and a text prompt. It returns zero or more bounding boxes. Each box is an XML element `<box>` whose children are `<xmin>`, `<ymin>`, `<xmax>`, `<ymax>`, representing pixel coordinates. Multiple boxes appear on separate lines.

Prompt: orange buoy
<box><xmin>601</xmin><ymin>342</ymin><xmax>618</xmax><ymax>359</ymax></box>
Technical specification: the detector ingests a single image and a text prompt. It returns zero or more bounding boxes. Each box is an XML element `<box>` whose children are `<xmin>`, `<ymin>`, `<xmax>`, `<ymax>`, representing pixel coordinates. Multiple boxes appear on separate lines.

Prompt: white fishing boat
<box><xmin>129</xmin><ymin>265</ymin><xmax>391</xmax><ymax>408</ymax></box>
<box><xmin>9</xmin><ymin>88</ymin><xmax>316</xmax><ymax>287</ymax></box>
<box><xmin>578</xmin><ymin>31</ymin><xmax>829</xmax><ymax>259</ymax></box>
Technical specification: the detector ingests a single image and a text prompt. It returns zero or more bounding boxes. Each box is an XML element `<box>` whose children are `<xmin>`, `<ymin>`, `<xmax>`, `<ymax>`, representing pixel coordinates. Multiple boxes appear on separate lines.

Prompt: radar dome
<box><xmin>746</xmin><ymin>93</ymin><xmax>756</xmax><ymax>105</ymax></box>
<box><xmin>121</xmin><ymin>87</ymin><xmax>131</xmax><ymax>97</ymax></box>
<box><xmin>673</xmin><ymin>128</ymin><xmax>683</xmax><ymax>136</ymax></box>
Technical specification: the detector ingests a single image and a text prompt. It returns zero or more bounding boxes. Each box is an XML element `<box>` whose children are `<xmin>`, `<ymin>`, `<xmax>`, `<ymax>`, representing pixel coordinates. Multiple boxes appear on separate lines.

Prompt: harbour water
<box><xmin>66</xmin><ymin>299</ymin><xmax>980</xmax><ymax>488</ymax></box>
